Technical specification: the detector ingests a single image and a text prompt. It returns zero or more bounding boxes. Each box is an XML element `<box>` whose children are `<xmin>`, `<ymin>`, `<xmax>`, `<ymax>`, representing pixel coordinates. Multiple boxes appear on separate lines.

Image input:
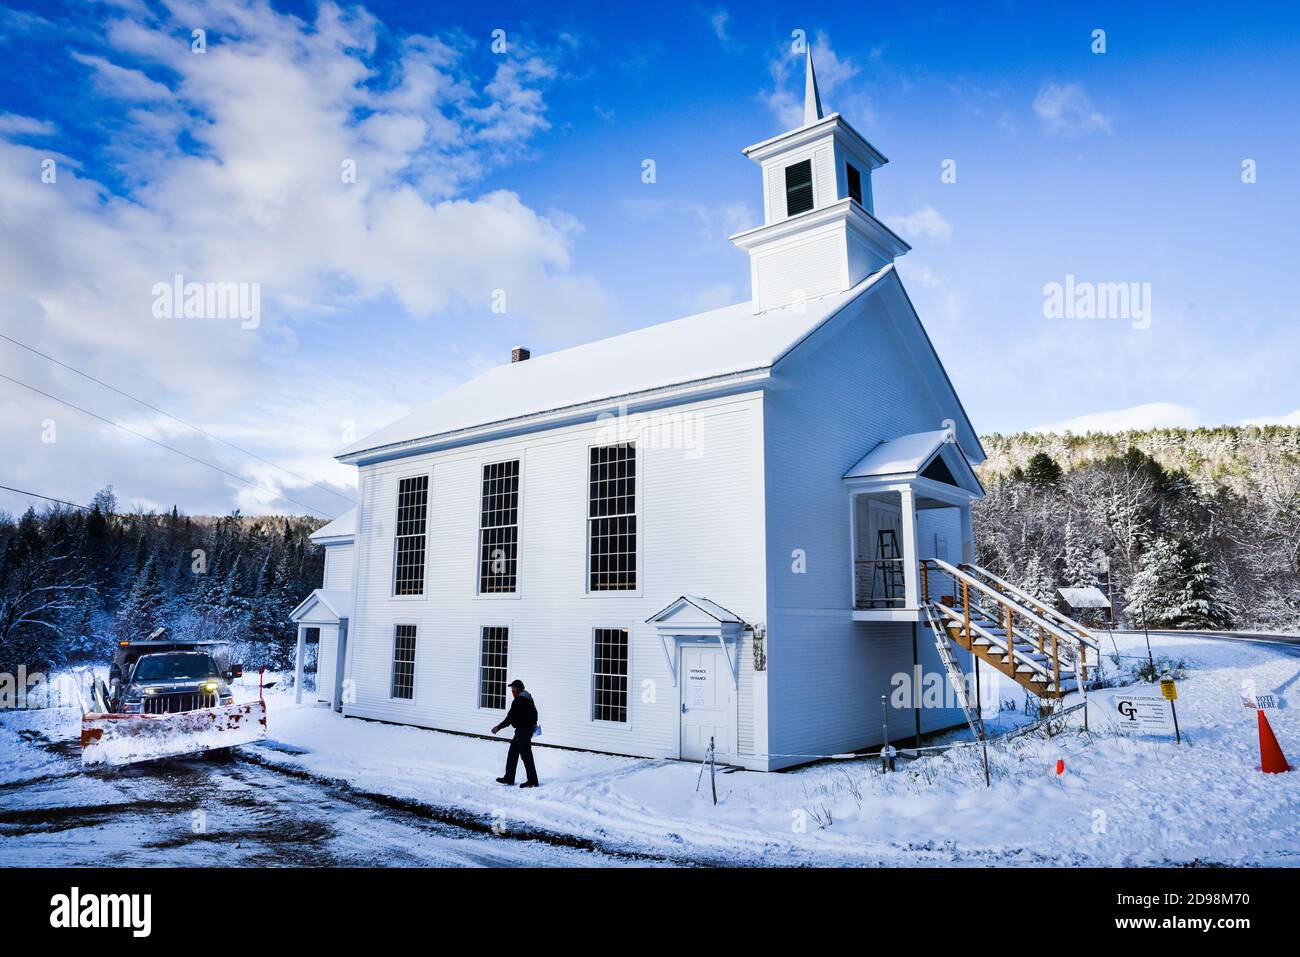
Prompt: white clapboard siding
<box><xmin>322</xmin><ymin>544</ymin><xmax>354</xmax><ymax>591</ymax></box>
<box><xmin>761</xmin><ymin>289</ymin><xmax>972</xmax><ymax>765</ymax></box>
<box><xmin>343</xmin><ymin>392</ymin><xmax>769</xmax><ymax>767</ymax></box>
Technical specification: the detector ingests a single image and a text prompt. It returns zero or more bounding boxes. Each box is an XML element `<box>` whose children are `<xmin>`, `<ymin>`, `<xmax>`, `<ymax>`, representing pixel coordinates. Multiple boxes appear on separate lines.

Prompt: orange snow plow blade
<box><xmin>81</xmin><ymin>700</ymin><xmax>267</xmax><ymax>767</ymax></box>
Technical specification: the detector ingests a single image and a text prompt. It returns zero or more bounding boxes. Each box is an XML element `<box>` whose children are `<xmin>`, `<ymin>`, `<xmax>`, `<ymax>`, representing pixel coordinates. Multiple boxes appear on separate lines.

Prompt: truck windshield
<box><xmin>132</xmin><ymin>653</ymin><xmax>220</xmax><ymax>682</ymax></box>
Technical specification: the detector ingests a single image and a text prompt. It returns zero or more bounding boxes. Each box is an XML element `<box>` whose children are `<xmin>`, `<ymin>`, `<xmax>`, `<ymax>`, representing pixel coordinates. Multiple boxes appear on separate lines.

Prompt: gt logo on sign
<box><xmin>1110</xmin><ymin>694</ymin><xmax>1174</xmax><ymax>735</ymax></box>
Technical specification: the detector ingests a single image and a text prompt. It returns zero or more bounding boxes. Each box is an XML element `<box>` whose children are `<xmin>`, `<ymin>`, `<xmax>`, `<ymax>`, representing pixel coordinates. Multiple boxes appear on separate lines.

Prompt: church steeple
<box><xmin>729</xmin><ymin>45</ymin><xmax>909</xmax><ymax>314</ymax></box>
<box><xmin>803</xmin><ymin>47</ymin><xmax>823</xmax><ymax>125</ymax></box>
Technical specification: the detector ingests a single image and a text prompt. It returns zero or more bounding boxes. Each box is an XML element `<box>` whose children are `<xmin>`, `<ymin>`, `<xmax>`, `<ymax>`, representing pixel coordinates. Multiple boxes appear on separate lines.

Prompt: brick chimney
<box><xmin>511</xmin><ymin>346</ymin><xmax>530</xmax><ymax>363</ymax></box>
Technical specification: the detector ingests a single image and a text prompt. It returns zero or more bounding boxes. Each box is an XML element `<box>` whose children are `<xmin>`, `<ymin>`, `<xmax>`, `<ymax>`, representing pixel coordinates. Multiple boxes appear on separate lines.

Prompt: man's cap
<box><xmin>510</xmin><ymin>679</ymin><xmax>525</xmax><ymax>690</ymax></box>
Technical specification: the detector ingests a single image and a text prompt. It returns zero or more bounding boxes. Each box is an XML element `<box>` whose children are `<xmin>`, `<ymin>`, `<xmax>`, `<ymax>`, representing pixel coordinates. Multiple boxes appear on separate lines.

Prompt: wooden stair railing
<box><xmin>957</xmin><ymin>563</ymin><xmax>1101</xmax><ymax>664</ymax></box>
<box><xmin>921</xmin><ymin>558</ymin><xmax>1095</xmax><ymax>702</ymax></box>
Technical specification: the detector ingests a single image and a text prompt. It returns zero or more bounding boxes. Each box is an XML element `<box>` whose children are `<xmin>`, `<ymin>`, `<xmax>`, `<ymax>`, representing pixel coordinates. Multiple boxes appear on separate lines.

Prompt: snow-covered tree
<box><xmin>115</xmin><ymin>557</ymin><xmax>165</xmax><ymax>641</ymax></box>
<box><xmin>1168</xmin><ymin>539</ymin><xmax>1231</xmax><ymax>628</ymax></box>
<box><xmin>1019</xmin><ymin>551</ymin><xmax>1056</xmax><ymax>605</ymax></box>
<box><xmin>1125</xmin><ymin>536</ymin><xmax>1228</xmax><ymax>629</ymax></box>
<box><xmin>1062</xmin><ymin>517</ymin><xmax>1096</xmax><ymax>588</ymax></box>
<box><xmin>1125</xmin><ymin>537</ymin><xmax>1181</xmax><ymax>628</ymax></box>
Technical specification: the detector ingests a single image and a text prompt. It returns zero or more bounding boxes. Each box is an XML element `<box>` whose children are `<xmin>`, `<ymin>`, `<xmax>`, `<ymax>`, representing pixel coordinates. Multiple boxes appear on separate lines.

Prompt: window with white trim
<box><xmin>592</xmin><ymin>627</ymin><xmax>629</xmax><ymax>723</ymax></box>
<box><xmin>588</xmin><ymin>443</ymin><xmax>636</xmax><ymax>591</ymax></box>
<box><xmin>393</xmin><ymin>475</ymin><xmax>428</xmax><ymax>595</ymax></box>
<box><xmin>478</xmin><ymin>460</ymin><xmax>519</xmax><ymax>593</ymax></box>
<box><xmin>391</xmin><ymin>624</ymin><xmax>417</xmax><ymax>699</ymax></box>
<box><xmin>479</xmin><ymin>626</ymin><xmax>509</xmax><ymax>710</ymax></box>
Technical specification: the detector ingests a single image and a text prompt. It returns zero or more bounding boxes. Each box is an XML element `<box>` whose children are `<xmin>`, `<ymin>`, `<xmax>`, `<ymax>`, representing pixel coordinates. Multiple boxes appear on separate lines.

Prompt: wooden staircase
<box><xmin>921</xmin><ymin>558</ymin><xmax>1102</xmax><ymax>701</ymax></box>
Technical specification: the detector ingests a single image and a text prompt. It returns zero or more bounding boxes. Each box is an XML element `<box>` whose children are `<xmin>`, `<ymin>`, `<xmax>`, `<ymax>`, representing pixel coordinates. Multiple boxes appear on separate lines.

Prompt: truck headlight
<box><xmin>202</xmin><ymin>681</ymin><xmax>219</xmax><ymax>694</ymax></box>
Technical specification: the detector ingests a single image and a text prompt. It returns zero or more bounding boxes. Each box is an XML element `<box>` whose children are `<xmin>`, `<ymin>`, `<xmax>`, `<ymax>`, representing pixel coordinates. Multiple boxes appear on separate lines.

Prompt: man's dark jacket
<box><xmin>500</xmin><ymin>691</ymin><xmax>537</xmax><ymax>739</ymax></box>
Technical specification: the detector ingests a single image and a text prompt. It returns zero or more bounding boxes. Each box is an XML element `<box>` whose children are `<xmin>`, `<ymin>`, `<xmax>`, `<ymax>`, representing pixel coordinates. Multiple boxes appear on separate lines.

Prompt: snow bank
<box><xmin>10</xmin><ymin>632</ymin><xmax>1297</xmax><ymax>865</ymax></box>
<box><xmin>0</xmin><ymin>707</ymin><xmax>81</xmax><ymax>786</ymax></box>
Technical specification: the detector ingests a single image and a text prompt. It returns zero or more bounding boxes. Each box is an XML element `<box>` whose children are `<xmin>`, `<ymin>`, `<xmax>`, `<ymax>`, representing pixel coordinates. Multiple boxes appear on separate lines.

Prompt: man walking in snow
<box><xmin>491</xmin><ymin>679</ymin><xmax>540</xmax><ymax>788</ymax></box>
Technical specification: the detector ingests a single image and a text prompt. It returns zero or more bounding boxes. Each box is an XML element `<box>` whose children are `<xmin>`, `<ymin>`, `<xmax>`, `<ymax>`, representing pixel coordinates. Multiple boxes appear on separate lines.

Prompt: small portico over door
<box><xmin>645</xmin><ymin>595</ymin><xmax>746</xmax><ymax>761</ymax></box>
<box><xmin>843</xmin><ymin>430</ymin><xmax>984</xmax><ymax>621</ymax></box>
<box><xmin>289</xmin><ymin>588</ymin><xmax>354</xmax><ymax>710</ymax></box>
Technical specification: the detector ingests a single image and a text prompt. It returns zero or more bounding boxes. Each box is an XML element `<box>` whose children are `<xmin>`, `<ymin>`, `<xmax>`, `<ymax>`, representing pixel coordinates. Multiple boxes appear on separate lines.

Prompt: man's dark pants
<box><xmin>504</xmin><ymin>733</ymin><xmax>539</xmax><ymax>785</ymax></box>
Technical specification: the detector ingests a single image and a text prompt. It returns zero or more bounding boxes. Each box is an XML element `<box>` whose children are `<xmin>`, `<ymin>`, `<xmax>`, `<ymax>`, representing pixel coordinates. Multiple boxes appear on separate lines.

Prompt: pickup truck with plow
<box><xmin>82</xmin><ymin>629</ymin><xmax>267</xmax><ymax>766</ymax></box>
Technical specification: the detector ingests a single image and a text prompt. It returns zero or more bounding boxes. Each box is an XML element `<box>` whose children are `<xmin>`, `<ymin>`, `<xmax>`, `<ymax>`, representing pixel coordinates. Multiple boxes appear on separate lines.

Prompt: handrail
<box><xmin>853</xmin><ymin>558</ymin><xmax>906</xmax><ymax>609</ymax></box>
<box><xmin>932</xmin><ymin>602</ymin><xmax>1042</xmax><ymax>677</ymax></box>
<box><xmin>931</xmin><ymin>599</ymin><xmax>1075</xmax><ymax>687</ymax></box>
<box><xmin>959</xmin><ymin>563</ymin><xmax>1101</xmax><ymax>652</ymax></box>
<box><xmin>923</xmin><ymin>558</ymin><xmax>1092</xmax><ymax>676</ymax></box>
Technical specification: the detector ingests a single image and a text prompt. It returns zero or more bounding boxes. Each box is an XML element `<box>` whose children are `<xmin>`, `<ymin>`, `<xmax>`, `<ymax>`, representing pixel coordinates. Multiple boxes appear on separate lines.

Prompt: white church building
<box><xmin>291</xmin><ymin>52</ymin><xmax>1003</xmax><ymax>772</ymax></box>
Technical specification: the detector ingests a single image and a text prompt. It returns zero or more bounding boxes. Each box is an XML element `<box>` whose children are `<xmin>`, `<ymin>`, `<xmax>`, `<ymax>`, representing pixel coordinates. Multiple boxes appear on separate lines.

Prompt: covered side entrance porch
<box><xmin>843</xmin><ymin>429</ymin><xmax>983</xmax><ymax>621</ymax></box>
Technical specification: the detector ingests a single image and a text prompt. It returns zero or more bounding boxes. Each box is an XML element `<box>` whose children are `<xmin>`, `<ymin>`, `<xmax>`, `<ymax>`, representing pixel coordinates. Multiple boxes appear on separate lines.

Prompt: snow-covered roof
<box><xmin>1057</xmin><ymin>586</ymin><xmax>1111</xmax><ymax>609</ymax></box>
<box><xmin>290</xmin><ymin>588</ymin><xmax>354</xmax><ymax>623</ymax></box>
<box><xmin>646</xmin><ymin>595</ymin><xmax>745</xmax><ymax>625</ymax></box>
<box><xmin>310</xmin><ymin>508</ymin><xmax>356</xmax><ymax>544</ymax></box>
<box><xmin>339</xmin><ymin>268</ymin><xmax>896</xmax><ymax>462</ymax></box>
<box><xmin>842</xmin><ymin>429</ymin><xmax>985</xmax><ymax>499</ymax></box>
<box><xmin>843</xmin><ymin>430</ymin><xmax>952</xmax><ymax>479</ymax></box>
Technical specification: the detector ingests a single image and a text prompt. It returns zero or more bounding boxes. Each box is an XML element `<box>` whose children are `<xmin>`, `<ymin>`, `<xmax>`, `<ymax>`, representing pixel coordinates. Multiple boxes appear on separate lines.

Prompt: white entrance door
<box><xmin>679</xmin><ymin>645</ymin><xmax>734</xmax><ymax>761</ymax></box>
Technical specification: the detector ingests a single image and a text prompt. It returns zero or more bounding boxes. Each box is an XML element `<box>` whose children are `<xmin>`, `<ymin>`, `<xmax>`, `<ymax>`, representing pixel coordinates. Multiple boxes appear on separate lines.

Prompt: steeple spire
<box><xmin>803</xmin><ymin>46</ymin><xmax>823</xmax><ymax>126</ymax></box>
<box><xmin>733</xmin><ymin>46</ymin><xmax>905</xmax><ymax>313</ymax></box>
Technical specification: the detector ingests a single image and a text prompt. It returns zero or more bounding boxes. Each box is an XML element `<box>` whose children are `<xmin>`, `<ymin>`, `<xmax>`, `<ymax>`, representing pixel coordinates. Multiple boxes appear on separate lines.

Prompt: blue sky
<box><xmin>1</xmin><ymin>0</ymin><xmax>1297</xmax><ymax>518</ymax></box>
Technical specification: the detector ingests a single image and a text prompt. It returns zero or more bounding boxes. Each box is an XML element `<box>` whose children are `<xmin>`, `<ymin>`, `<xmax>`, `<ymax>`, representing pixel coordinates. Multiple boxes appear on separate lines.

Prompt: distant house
<box><xmin>290</xmin><ymin>52</ymin><xmax>1095</xmax><ymax>770</ymax></box>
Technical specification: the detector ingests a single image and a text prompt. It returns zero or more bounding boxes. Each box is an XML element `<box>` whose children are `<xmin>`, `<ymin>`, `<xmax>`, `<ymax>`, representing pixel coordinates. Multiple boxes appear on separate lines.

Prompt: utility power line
<box><xmin>0</xmin><ymin>372</ymin><xmax>334</xmax><ymax>519</ymax></box>
<box><xmin>0</xmin><ymin>332</ymin><xmax>355</xmax><ymax>508</ymax></box>
<box><xmin>0</xmin><ymin>484</ymin><xmax>91</xmax><ymax>511</ymax></box>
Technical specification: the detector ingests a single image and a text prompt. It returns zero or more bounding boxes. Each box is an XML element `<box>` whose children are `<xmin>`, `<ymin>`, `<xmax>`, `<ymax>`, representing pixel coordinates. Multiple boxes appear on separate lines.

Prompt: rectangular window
<box><xmin>391</xmin><ymin>624</ymin><xmax>417</xmax><ymax>699</ymax></box>
<box><xmin>479</xmin><ymin>626</ymin><xmax>509</xmax><ymax>710</ymax></box>
<box><xmin>588</xmin><ymin>443</ymin><xmax>637</xmax><ymax>591</ymax></box>
<box><xmin>478</xmin><ymin>460</ymin><xmax>520</xmax><ymax>593</ymax></box>
<box><xmin>592</xmin><ymin>627</ymin><xmax>629</xmax><ymax>723</ymax></box>
<box><xmin>846</xmin><ymin>163</ymin><xmax>863</xmax><ymax>205</ymax></box>
<box><xmin>785</xmin><ymin>159</ymin><xmax>814</xmax><ymax>216</ymax></box>
<box><xmin>393</xmin><ymin>475</ymin><xmax>428</xmax><ymax>595</ymax></box>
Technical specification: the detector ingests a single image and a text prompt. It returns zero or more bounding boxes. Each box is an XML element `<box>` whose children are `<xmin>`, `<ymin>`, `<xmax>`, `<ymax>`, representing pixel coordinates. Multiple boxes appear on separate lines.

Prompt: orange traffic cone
<box><xmin>1258</xmin><ymin>710</ymin><xmax>1291</xmax><ymax>773</ymax></box>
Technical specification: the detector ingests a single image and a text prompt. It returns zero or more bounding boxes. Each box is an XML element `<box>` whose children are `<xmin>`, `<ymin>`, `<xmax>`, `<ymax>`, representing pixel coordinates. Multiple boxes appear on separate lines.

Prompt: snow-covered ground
<box><xmin>3</xmin><ymin>630</ymin><xmax>1297</xmax><ymax>866</ymax></box>
<box><xmin>237</xmin><ymin>630</ymin><xmax>1300</xmax><ymax>865</ymax></box>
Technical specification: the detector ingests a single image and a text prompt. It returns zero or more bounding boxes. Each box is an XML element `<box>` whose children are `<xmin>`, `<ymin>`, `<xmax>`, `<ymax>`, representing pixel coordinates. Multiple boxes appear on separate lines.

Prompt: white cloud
<box><xmin>688</xmin><ymin>281</ymin><xmax>740</xmax><ymax>313</ymax></box>
<box><xmin>70</xmin><ymin>51</ymin><xmax>172</xmax><ymax>100</ymax></box>
<box><xmin>762</xmin><ymin>33</ymin><xmax>869</xmax><ymax>130</ymax></box>
<box><xmin>690</xmin><ymin>200</ymin><xmax>754</xmax><ymax>243</ymax></box>
<box><xmin>710</xmin><ymin>10</ymin><xmax>731</xmax><ymax>44</ymax></box>
<box><xmin>885</xmin><ymin>206</ymin><xmax>952</xmax><ymax>241</ymax></box>
<box><xmin>0</xmin><ymin>113</ymin><xmax>56</xmax><ymax>136</ymax></box>
<box><xmin>0</xmin><ymin>0</ymin><xmax>610</xmax><ymax>517</ymax></box>
<box><xmin>1033</xmin><ymin>81</ymin><xmax>1112</xmax><ymax>136</ymax></box>
<box><xmin>1028</xmin><ymin>402</ymin><xmax>1199</xmax><ymax>434</ymax></box>
<box><xmin>1241</xmin><ymin>409</ymin><xmax>1300</xmax><ymax>426</ymax></box>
